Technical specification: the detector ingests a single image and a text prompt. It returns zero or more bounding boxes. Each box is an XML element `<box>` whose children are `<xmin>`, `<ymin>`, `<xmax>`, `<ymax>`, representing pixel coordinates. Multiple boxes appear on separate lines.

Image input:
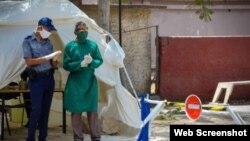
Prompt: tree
<box><xmin>191</xmin><ymin>0</ymin><xmax>213</xmax><ymax>22</ymax></box>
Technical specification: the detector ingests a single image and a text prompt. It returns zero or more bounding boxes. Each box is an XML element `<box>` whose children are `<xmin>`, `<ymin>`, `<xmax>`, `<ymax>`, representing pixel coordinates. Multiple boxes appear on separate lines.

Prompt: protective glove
<box><xmin>84</xmin><ymin>53</ymin><xmax>93</xmax><ymax>64</ymax></box>
<box><xmin>80</xmin><ymin>60</ymin><xmax>88</xmax><ymax>67</ymax></box>
<box><xmin>43</xmin><ymin>51</ymin><xmax>62</xmax><ymax>60</ymax></box>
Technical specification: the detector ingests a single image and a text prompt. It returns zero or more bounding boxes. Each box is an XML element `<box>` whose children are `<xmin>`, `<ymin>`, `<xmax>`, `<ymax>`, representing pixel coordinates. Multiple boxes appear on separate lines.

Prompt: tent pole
<box><xmin>118</xmin><ymin>0</ymin><xmax>127</xmax><ymax>88</ymax></box>
<box><xmin>119</xmin><ymin>0</ymin><xmax>122</xmax><ymax>46</ymax></box>
<box><xmin>123</xmin><ymin>67</ymin><xmax>141</xmax><ymax>108</ymax></box>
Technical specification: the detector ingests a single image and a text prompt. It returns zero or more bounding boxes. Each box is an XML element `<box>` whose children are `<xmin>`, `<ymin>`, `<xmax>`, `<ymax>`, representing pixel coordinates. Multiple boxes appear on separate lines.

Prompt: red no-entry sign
<box><xmin>185</xmin><ymin>94</ymin><xmax>202</xmax><ymax>121</ymax></box>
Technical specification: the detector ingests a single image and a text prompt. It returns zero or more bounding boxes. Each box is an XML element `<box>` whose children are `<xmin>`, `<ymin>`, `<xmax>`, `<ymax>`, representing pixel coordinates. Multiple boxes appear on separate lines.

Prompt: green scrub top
<box><xmin>63</xmin><ymin>39</ymin><xmax>103</xmax><ymax>112</ymax></box>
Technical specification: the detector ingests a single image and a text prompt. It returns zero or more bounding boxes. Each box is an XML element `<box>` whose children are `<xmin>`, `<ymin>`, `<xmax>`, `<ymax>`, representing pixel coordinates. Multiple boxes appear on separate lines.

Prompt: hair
<box><xmin>74</xmin><ymin>21</ymin><xmax>87</xmax><ymax>34</ymax></box>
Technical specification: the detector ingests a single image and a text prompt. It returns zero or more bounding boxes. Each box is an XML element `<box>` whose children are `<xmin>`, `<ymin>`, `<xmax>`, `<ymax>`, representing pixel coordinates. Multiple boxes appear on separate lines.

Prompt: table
<box><xmin>0</xmin><ymin>89</ymin><xmax>66</xmax><ymax>140</ymax></box>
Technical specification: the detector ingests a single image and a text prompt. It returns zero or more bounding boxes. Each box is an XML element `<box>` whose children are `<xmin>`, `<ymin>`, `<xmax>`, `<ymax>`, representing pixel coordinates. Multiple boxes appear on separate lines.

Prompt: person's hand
<box><xmin>84</xmin><ymin>53</ymin><xmax>92</xmax><ymax>64</ymax></box>
<box><xmin>80</xmin><ymin>60</ymin><xmax>88</xmax><ymax>67</ymax></box>
<box><xmin>52</xmin><ymin>59</ymin><xmax>59</xmax><ymax>68</ymax></box>
<box><xmin>43</xmin><ymin>51</ymin><xmax>62</xmax><ymax>60</ymax></box>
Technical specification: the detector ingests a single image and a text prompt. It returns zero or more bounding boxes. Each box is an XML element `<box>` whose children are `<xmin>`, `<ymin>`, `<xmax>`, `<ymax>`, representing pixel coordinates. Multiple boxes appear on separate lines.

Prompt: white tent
<box><xmin>0</xmin><ymin>0</ymin><xmax>165</xmax><ymax>139</ymax></box>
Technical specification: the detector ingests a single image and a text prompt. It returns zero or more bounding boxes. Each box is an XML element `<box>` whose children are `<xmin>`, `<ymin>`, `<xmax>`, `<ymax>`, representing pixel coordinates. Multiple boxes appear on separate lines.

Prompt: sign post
<box><xmin>185</xmin><ymin>94</ymin><xmax>202</xmax><ymax>121</ymax></box>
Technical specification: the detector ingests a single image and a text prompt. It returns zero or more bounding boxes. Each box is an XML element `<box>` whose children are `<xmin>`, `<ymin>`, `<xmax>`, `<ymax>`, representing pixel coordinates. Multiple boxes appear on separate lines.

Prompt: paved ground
<box><xmin>2</xmin><ymin>106</ymin><xmax>250</xmax><ymax>141</ymax></box>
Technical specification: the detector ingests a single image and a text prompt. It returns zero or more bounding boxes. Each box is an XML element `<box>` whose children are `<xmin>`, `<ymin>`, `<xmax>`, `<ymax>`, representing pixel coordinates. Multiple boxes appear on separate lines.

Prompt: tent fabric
<box><xmin>0</xmin><ymin>0</ymin><xmax>141</xmax><ymax>135</ymax></box>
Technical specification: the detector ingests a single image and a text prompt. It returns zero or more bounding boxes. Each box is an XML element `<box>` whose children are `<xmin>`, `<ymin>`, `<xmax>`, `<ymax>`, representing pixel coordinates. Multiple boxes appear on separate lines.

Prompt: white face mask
<box><xmin>38</xmin><ymin>28</ymin><xmax>51</xmax><ymax>39</ymax></box>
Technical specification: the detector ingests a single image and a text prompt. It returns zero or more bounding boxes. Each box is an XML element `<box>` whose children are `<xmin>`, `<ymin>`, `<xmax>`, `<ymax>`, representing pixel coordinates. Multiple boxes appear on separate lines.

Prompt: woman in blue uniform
<box><xmin>22</xmin><ymin>17</ymin><xmax>61</xmax><ymax>141</ymax></box>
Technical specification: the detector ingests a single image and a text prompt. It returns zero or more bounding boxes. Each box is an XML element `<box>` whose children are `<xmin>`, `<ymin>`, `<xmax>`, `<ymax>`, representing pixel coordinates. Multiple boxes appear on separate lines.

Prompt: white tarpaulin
<box><xmin>0</xmin><ymin>0</ymin><xmax>165</xmax><ymax>139</ymax></box>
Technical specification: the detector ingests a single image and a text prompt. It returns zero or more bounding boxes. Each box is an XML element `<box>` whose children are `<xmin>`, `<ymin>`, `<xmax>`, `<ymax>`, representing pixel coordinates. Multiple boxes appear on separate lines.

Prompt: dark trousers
<box><xmin>23</xmin><ymin>92</ymin><xmax>31</xmax><ymax>118</ymax></box>
<box><xmin>26</xmin><ymin>76</ymin><xmax>54</xmax><ymax>141</ymax></box>
<box><xmin>71</xmin><ymin>112</ymin><xmax>101</xmax><ymax>141</ymax></box>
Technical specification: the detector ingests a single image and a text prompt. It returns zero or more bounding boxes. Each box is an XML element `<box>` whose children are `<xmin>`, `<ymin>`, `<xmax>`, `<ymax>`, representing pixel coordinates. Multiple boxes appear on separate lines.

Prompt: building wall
<box><xmin>149</xmin><ymin>6</ymin><xmax>250</xmax><ymax>101</ymax></box>
<box><xmin>150</xmin><ymin>8</ymin><xmax>250</xmax><ymax>37</ymax></box>
<box><xmin>83</xmin><ymin>6</ymin><xmax>151</xmax><ymax>94</ymax></box>
<box><xmin>158</xmin><ymin>36</ymin><xmax>250</xmax><ymax>102</ymax></box>
<box><xmin>149</xmin><ymin>7</ymin><xmax>250</xmax><ymax>68</ymax></box>
<box><xmin>80</xmin><ymin>3</ymin><xmax>250</xmax><ymax>97</ymax></box>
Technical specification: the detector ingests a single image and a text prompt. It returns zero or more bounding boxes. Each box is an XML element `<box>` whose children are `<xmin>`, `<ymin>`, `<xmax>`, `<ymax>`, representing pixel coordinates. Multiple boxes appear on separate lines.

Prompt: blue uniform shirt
<box><xmin>22</xmin><ymin>33</ymin><xmax>53</xmax><ymax>72</ymax></box>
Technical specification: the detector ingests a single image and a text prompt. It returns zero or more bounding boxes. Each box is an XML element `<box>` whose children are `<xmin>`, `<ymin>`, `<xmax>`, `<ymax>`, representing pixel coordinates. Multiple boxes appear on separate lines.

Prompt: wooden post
<box><xmin>98</xmin><ymin>0</ymin><xmax>110</xmax><ymax>31</ymax></box>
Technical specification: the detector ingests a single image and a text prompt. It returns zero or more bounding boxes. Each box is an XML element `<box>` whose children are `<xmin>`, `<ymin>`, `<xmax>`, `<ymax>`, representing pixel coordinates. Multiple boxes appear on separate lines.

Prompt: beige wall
<box><xmin>83</xmin><ymin>6</ymin><xmax>152</xmax><ymax>94</ymax></box>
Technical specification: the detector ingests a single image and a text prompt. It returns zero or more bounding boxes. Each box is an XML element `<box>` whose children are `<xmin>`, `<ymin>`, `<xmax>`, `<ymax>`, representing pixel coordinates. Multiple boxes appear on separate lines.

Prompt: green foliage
<box><xmin>196</xmin><ymin>5</ymin><xmax>213</xmax><ymax>22</ymax></box>
<box><xmin>194</xmin><ymin>0</ymin><xmax>204</xmax><ymax>5</ymax></box>
<box><xmin>155</xmin><ymin>107</ymin><xmax>184</xmax><ymax>121</ymax></box>
<box><xmin>191</xmin><ymin>0</ymin><xmax>214</xmax><ymax>22</ymax></box>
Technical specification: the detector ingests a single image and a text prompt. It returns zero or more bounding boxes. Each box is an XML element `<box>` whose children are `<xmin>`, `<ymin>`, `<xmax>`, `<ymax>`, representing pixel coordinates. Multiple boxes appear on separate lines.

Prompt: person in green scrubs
<box><xmin>63</xmin><ymin>21</ymin><xmax>103</xmax><ymax>141</ymax></box>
